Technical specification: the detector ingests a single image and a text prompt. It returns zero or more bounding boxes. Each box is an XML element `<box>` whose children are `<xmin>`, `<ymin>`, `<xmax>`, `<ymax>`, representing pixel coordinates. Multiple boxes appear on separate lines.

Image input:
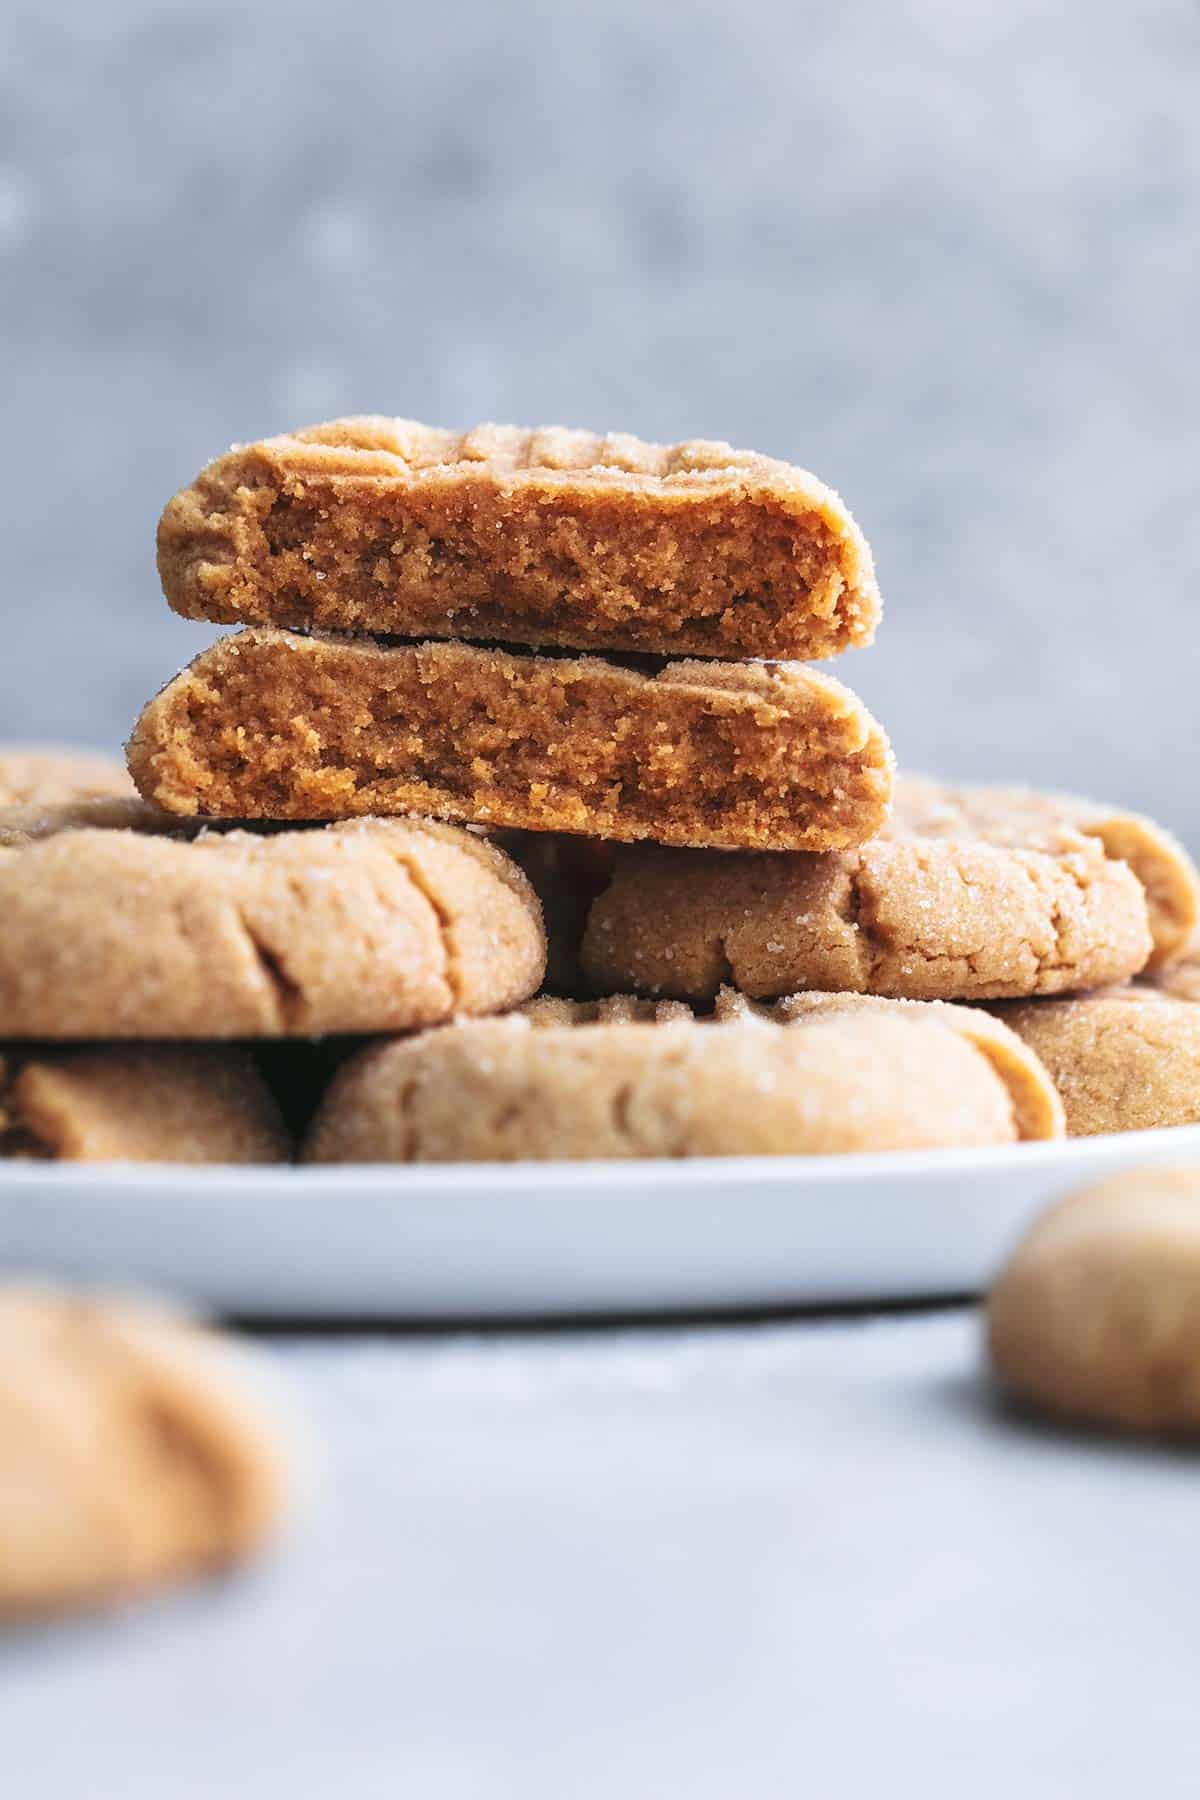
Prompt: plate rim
<box><xmin>4</xmin><ymin>1121</ymin><xmax>1200</xmax><ymax>1193</ymax></box>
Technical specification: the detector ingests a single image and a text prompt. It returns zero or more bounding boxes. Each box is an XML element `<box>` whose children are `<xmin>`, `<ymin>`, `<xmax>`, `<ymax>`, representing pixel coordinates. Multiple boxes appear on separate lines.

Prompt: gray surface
<box><xmin>3</xmin><ymin>0</ymin><xmax>1199</xmax><ymax>839</ymax></box>
<box><xmin>3</xmin><ymin>1311</ymin><xmax>1197</xmax><ymax>1798</ymax></box>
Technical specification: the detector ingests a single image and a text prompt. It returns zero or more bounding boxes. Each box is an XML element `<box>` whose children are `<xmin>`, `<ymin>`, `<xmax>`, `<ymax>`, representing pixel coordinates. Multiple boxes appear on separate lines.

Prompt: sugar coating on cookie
<box><xmin>0</xmin><ymin>813</ymin><xmax>545</xmax><ymax>1039</ymax></box>
<box><xmin>126</xmin><ymin>627</ymin><xmax>894</xmax><ymax>853</ymax></box>
<box><xmin>303</xmin><ymin>988</ymin><xmax>1061</xmax><ymax>1163</ymax></box>
<box><xmin>988</xmin><ymin>1169</ymin><xmax>1200</xmax><ymax>1434</ymax></box>
<box><xmin>1143</xmin><ymin>935</ymin><xmax>1200</xmax><ymax>1004</ymax></box>
<box><xmin>0</xmin><ymin>746</ymin><xmax>133</xmax><ymax>808</ymax></box>
<box><xmin>157</xmin><ymin>418</ymin><xmax>881</xmax><ymax>662</ymax></box>
<box><xmin>523</xmin><ymin>988</ymin><xmax>1060</xmax><ymax>1143</ymax></box>
<box><xmin>0</xmin><ymin>1286</ymin><xmax>287</xmax><ymax>1618</ymax></box>
<box><xmin>892</xmin><ymin>775</ymin><xmax>1199</xmax><ymax>968</ymax></box>
<box><xmin>524</xmin><ymin>985</ymin><xmax>1064</xmax><ymax>1137</ymax></box>
<box><xmin>582</xmin><ymin>833</ymin><xmax>1153</xmax><ymax>1005</ymax></box>
<box><xmin>0</xmin><ymin>1046</ymin><xmax>290</xmax><ymax>1162</ymax></box>
<box><xmin>729</xmin><ymin>989</ymin><xmax>1065</xmax><ymax>1142</ymax></box>
<box><xmin>994</xmin><ymin>988</ymin><xmax>1200</xmax><ymax>1137</ymax></box>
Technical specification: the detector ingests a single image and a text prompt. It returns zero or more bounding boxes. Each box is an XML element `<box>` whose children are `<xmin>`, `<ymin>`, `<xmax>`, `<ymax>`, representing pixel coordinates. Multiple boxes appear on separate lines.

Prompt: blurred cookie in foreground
<box><xmin>0</xmin><ymin>746</ymin><xmax>133</xmax><ymax>809</ymax></box>
<box><xmin>988</xmin><ymin>1168</ymin><xmax>1200</xmax><ymax>1435</ymax></box>
<box><xmin>0</xmin><ymin>1286</ymin><xmax>288</xmax><ymax>1619</ymax></box>
<box><xmin>994</xmin><ymin>988</ymin><xmax>1200</xmax><ymax>1137</ymax></box>
<box><xmin>1</xmin><ymin>1046</ymin><xmax>290</xmax><ymax>1163</ymax></box>
<box><xmin>127</xmin><ymin>628</ymin><xmax>893</xmax><ymax>853</ymax></box>
<box><xmin>582</xmin><ymin>832</ymin><xmax>1153</xmax><ymax>1005</ymax></box>
<box><xmin>0</xmin><ymin>809</ymin><xmax>544</xmax><ymax>1039</ymax></box>
<box><xmin>157</xmin><ymin>418</ymin><xmax>881</xmax><ymax>662</ymax></box>
<box><xmin>892</xmin><ymin>776</ymin><xmax>1199</xmax><ymax>969</ymax></box>
<box><xmin>303</xmin><ymin>988</ymin><xmax>1062</xmax><ymax>1164</ymax></box>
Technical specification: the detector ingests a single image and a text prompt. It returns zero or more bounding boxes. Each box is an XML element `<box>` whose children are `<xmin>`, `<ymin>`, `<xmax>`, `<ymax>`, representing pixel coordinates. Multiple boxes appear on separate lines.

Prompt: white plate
<box><xmin>4</xmin><ymin>1126</ymin><xmax>1200</xmax><ymax>1318</ymax></box>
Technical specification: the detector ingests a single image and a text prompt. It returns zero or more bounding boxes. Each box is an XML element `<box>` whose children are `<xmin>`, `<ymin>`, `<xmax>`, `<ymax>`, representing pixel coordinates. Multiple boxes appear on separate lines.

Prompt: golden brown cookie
<box><xmin>0</xmin><ymin>746</ymin><xmax>132</xmax><ymax>808</ymax></box>
<box><xmin>987</xmin><ymin>1169</ymin><xmax>1200</xmax><ymax>1434</ymax></box>
<box><xmin>157</xmin><ymin>417</ymin><xmax>880</xmax><ymax>661</ymax></box>
<box><xmin>0</xmin><ymin>1286</ymin><xmax>287</xmax><ymax>1618</ymax></box>
<box><xmin>582</xmin><ymin>831</ymin><xmax>1153</xmax><ymax>1005</ymax></box>
<box><xmin>1</xmin><ymin>1047</ymin><xmax>290</xmax><ymax>1162</ymax></box>
<box><xmin>893</xmin><ymin>775</ymin><xmax>1198</xmax><ymax>969</ymax></box>
<box><xmin>0</xmin><ymin>794</ymin><xmax>181</xmax><ymax>848</ymax></box>
<box><xmin>994</xmin><ymin>988</ymin><xmax>1200</xmax><ymax>1137</ymax></box>
<box><xmin>0</xmin><ymin>812</ymin><xmax>544</xmax><ymax>1039</ymax></box>
<box><xmin>127</xmin><ymin>627</ymin><xmax>894</xmax><ymax>852</ymax></box>
<box><xmin>303</xmin><ymin>986</ymin><xmax>1062</xmax><ymax>1163</ymax></box>
<box><xmin>1143</xmin><ymin>934</ymin><xmax>1200</xmax><ymax>1003</ymax></box>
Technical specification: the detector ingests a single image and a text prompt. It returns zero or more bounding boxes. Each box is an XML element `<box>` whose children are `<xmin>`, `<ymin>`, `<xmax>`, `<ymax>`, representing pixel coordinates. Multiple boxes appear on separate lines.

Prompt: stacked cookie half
<box><xmin>133</xmin><ymin>420</ymin><xmax>894</xmax><ymax>850</ymax></box>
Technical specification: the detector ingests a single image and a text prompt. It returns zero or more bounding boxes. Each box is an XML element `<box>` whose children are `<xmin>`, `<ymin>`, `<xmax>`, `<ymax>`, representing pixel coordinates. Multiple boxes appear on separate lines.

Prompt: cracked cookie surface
<box><xmin>0</xmin><ymin>1286</ymin><xmax>287</xmax><ymax>1618</ymax></box>
<box><xmin>0</xmin><ymin>1047</ymin><xmax>290</xmax><ymax>1162</ymax></box>
<box><xmin>157</xmin><ymin>417</ymin><xmax>880</xmax><ymax>661</ymax></box>
<box><xmin>988</xmin><ymin>1170</ymin><xmax>1200</xmax><ymax>1434</ymax></box>
<box><xmin>893</xmin><ymin>775</ymin><xmax>1198</xmax><ymax>969</ymax></box>
<box><xmin>127</xmin><ymin>627</ymin><xmax>893</xmax><ymax>852</ymax></box>
<box><xmin>303</xmin><ymin>986</ymin><xmax>1061</xmax><ymax>1163</ymax></box>
<box><xmin>0</xmin><ymin>808</ymin><xmax>544</xmax><ymax>1038</ymax></box>
<box><xmin>993</xmin><ymin>987</ymin><xmax>1200</xmax><ymax>1136</ymax></box>
<box><xmin>582</xmin><ymin>828</ymin><xmax>1153</xmax><ymax>1004</ymax></box>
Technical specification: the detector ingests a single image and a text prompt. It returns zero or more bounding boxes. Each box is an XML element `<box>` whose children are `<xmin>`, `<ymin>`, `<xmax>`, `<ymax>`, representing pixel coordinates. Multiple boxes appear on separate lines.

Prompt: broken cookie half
<box><xmin>127</xmin><ymin>628</ymin><xmax>893</xmax><ymax>854</ymax></box>
<box><xmin>157</xmin><ymin>417</ymin><xmax>881</xmax><ymax>662</ymax></box>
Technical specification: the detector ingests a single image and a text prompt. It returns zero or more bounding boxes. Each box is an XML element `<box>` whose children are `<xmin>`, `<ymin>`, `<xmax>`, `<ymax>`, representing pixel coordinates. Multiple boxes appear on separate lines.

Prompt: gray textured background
<box><xmin>3</xmin><ymin>0</ymin><xmax>1197</xmax><ymax>838</ymax></box>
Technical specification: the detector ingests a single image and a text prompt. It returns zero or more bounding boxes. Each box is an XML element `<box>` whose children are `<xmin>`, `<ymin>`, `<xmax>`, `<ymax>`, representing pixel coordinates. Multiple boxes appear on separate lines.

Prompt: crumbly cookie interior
<box><xmin>159</xmin><ymin>420</ymin><xmax>880</xmax><ymax>660</ymax></box>
<box><xmin>129</xmin><ymin>631</ymin><xmax>892</xmax><ymax>851</ymax></box>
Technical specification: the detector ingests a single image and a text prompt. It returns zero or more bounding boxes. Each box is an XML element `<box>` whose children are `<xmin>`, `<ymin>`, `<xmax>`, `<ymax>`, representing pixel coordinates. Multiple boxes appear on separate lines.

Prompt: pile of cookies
<box><xmin>3</xmin><ymin>416</ymin><xmax>1200</xmax><ymax>1163</ymax></box>
<box><xmin>7</xmin><ymin>420</ymin><xmax>1200</xmax><ymax>1629</ymax></box>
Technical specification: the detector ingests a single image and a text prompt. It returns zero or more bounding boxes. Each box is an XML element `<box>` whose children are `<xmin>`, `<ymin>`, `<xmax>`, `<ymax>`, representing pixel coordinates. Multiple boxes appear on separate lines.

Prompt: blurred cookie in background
<box><xmin>988</xmin><ymin>1168</ymin><xmax>1200</xmax><ymax>1435</ymax></box>
<box><xmin>0</xmin><ymin>745</ymin><xmax>133</xmax><ymax>808</ymax></box>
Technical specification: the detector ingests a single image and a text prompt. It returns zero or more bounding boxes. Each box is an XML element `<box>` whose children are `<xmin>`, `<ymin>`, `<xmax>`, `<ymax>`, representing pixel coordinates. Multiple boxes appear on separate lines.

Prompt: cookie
<box><xmin>893</xmin><ymin>776</ymin><xmax>1199</xmax><ymax>969</ymax></box>
<box><xmin>0</xmin><ymin>794</ymin><xmax>178</xmax><ymax>847</ymax></box>
<box><xmin>1</xmin><ymin>1046</ymin><xmax>290</xmax><ymax>1162</ymax></box>
<box><xmin>303</xmin><ymin>986</ymin><xmax>1062</xmax><ymax>1163</ymax></box>
<box><xmin>157</xmin><ymin>417</ymin><xmax>880</xmax><ymax>661</ymax></box>
<box><xmin>0</xmin><ymin>1286</ymin><xmax>286</xmax><ymax>1618</ymax></box>
<box><xmin>0</xmin><ymin>811</ymin><xmax>544</xmax><ymax>1039</ymax></box>
<box><xmin>0</xmin><ymin>746</ymin><xmax>132</xmax><ymax>808</ymax></box>
<box><xmin>582</xmin><ymin>831</ymin><xmax>1153</xmax><ymax>1005</ymax></box>
<box><xmin>1144</xmin><ymin>935</ymin><xmax>1200</xmax><ymax>1004</ymax></box>
<box><xmin>994</xmin><ymin>988</ymin><xmax>1200</xmax><ymax>1137</ymax></box>
<box><xmin>127</xmin><ymin>627</ymin><xmax>894</xmax><ymax>852</ymax></box>
<box><xmin>987</xmin><ymin>1169</ymin><xmax>1200</xmax><ymax>1434</ymax></box>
